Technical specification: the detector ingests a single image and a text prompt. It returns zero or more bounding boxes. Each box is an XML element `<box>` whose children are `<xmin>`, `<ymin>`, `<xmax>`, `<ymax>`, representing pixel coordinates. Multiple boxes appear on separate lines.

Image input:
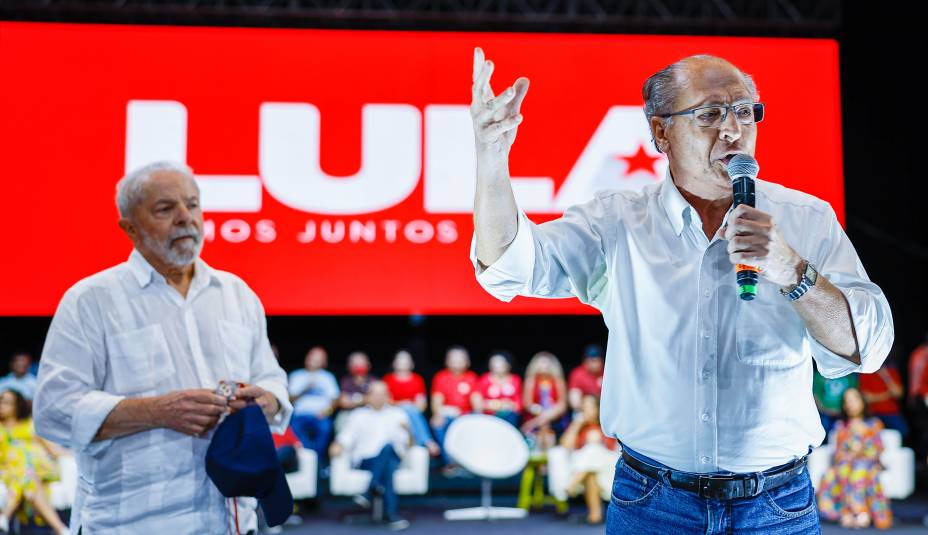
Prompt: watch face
<box><xmin>805</xmin><ymin>263</ymin><xmax>818</xmax><ymax>284</ymax></box>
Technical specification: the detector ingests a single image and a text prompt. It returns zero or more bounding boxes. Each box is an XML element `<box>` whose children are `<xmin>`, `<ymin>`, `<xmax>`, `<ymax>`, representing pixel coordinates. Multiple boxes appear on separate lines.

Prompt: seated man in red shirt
<box><xmin>384</xmin><ymin>349</ymin><xmax>440</xmax><ymax>456</ymax></box>
<box><xmin>568</xmin><ymin>344</ymin><xmax>605</xmax><ymax>413</ymax></box>
<box><xmin>859</xmin><ymin>362</ymin><xmax>908</xmax><ymax>437</ymax></box>
<box><xmin>430</xmin><ymin>346</ymin><xmax>481</xmax><ymax>467</ymax></box>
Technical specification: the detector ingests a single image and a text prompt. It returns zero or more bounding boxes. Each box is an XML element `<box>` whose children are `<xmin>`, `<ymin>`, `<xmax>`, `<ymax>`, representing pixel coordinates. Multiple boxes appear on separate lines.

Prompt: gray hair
<box><xmin>642</xmin><ymin>55</ymin><xmax>758</xmax><ymax>152</ymax></box>
<box><xmin>115</xmin><ymin>161</ymin><xmax>196</xmax><ymax>219</ymax></box>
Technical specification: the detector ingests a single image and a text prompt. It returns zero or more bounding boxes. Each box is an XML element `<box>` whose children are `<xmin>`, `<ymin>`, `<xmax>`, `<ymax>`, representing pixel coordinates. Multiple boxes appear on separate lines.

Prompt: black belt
<box><xmin>621</xmin><ymin>450</ymin><xmax>808</xmax><ymax>500</ymax></box>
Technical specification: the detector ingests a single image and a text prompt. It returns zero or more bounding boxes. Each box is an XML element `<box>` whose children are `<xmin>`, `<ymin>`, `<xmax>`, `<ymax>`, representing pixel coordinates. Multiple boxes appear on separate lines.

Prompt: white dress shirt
<box><xmin>335</xmin><ymin>405</ymin><xmax>410</xmax><ymax>467</ymax></box>
<box><xmin>471</xmin><ymin>174</ymin><xmax>893</xmax><ymax>473</ymax></box>
<box><xmin>34</xmin><ymin>249</ymin><xmax>293</xmax><ymax>535</ymax></box>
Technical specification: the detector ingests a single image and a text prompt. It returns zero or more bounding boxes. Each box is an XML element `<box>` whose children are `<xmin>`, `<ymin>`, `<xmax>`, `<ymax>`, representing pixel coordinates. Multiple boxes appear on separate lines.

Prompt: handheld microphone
<box><xmin>727</xmin><ymin>154</ymin><xmax>760</xmax><ymax>301</ymax></box>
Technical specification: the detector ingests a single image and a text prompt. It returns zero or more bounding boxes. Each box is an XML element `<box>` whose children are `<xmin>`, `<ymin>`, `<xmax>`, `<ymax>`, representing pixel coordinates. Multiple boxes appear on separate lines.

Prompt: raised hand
<box><xmin>470</xmin><ymin>47</ymin><xmax>530</xmax><ymax>154</ymax></box>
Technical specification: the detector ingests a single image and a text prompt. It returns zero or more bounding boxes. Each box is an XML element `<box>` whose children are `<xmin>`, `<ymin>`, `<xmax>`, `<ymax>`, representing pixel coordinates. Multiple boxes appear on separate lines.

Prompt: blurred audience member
<box><xmin>521</xmin><ymin>351</ymin><xmax>568</xmax><ymax>450</ymax></box>
<box><xmin>384</xmin><ymin>350</ymin><xmax>440</xmax><ymax>456</ymax></box>
<box><xmin>816</xmin><ymin>388</ymin><xmax>892</xmax><ymax>529</ymax></box>
<box><xmin>908</xmin><ymin>332</ymin><xmax>928</xmax><ymax>406</ymax></box>
<box><xmin>330</xmin><ymin>381</ymin><xmax>411</xmax><ymax>531</ymax></box>
<box><xmin>568</xmin><ymin>344</ymin><xmax>604</xmax><ymax>413</ymax></box>
<box><xmin>814</xmin><ymin>366</ymin><xmax>858</xmax><ymax>434</ymax></box>
<box><xmin>907</xmin><ymin>332</ymin><xmax>928</xmax><ymax>457</ymax></box>
<box><xmin>477</xmin><ymin>350</ymin><xmax>522</xmax><ymax>426</ymax></box>
<box><xmin>288</xmin><ymin>346</ymin><xmax>340</xmax><ymax>458</ymax></box>
<box><xmin>559</xmin><ymin>395</ymin><xmax>619</xmax><ymax>525</ymax></box>
<box><xmin>859</xmin><ymin>363</ymin><xmax>907</xmax><ymax>438</ymax></box>
<box><xmin>0</xmin><ymin>352</ymin><xmax>37</xmax><ymax>401</ymax></box>
<box><xmin>0</xmin><ymin>389</ymin><xmax>69</xmax><ymax>534</ymax></box>
<box><xmin>431</xmin><ymin>346</ymin><xmax>480</xmax><ymax>467</ymax></box>
<box><xmin>340</xmin><ymin>352</ymin><xmax>376</xmax><ymax>411</ymax></box>
<box><xmin>272</xmin><ymin>426</ymin><xmax>303</xmax><ymax>474</ymax></box>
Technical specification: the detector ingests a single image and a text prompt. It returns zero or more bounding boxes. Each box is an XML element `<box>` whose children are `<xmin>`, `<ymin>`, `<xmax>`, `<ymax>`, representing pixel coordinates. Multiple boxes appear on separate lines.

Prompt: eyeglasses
<box><xmin>655</xmin><ymin>102</ymin><xmax>765</xmax><ymax>128</ymax></box>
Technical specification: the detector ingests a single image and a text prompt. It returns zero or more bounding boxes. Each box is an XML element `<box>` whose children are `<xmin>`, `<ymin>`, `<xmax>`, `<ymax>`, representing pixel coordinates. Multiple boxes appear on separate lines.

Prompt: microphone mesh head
<box><xmin>727</xmin><ymin>154</ymin><xmax>759</xmax><ymax>180</ymax></box>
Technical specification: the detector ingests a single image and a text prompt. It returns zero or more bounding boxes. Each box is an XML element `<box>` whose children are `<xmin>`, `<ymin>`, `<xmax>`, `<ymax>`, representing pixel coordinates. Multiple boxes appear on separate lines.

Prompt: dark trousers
<box><xmin>359</xmin><ymin>444</ymin><xmax>402</xmax><ymax>521</ymax></box>
<box><xmin>291</xmin><ymin>413</ymin><xmax>333</xmax><ymax>460</ymax></box>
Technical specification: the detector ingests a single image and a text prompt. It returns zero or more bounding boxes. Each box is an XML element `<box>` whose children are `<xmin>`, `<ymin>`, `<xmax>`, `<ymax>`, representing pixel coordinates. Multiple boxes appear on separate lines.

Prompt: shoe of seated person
<box><xmin>386</xmin><ymin>517</ymin><xmax>410</xmax><ymax>531</ymax></box>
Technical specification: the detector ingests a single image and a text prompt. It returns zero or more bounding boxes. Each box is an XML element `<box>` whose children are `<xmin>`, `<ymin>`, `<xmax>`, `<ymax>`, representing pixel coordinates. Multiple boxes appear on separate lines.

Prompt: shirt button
<box><xmin>704</xmin><ymin>290</ymin><xmax>711</xmax><ymax>298</ymax></box>
<box><xmin>702</xmin><ymin>371</ymin><xmax>712</xmax><ymax>381</ymax></box>
<box><xmin>702</xmin><ymin>330</ymin><xmax>710</xmax><ymax>339</ymax></box>
<box><xmin>700</xmin><ymin>456</ymin><xmax>710</xmax><ymax>464</ymax></box>
<box><xmin>701</xmin><ymin>412</ymin><xmax>710</xmax><ymax>422</ymax></box>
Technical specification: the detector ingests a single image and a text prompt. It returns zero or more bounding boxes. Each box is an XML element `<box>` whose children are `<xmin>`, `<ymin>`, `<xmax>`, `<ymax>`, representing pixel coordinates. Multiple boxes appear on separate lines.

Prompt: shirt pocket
<box><xmin>218</xmin><ymin>319</ymin><xmax>254</xmax><ymax>382</ymax></box>
<box><xmin>107</xmin><ymin>324</ymin><xmax>176</xmax><ymax>395</ymax></box>
<box><xmin>734</xmin><ymin>298</ymin><xmax>806</xmax><ymax>369</ymax></box>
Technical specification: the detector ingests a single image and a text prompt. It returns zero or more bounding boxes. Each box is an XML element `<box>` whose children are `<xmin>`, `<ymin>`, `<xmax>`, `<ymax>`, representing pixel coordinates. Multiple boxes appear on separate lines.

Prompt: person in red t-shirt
<box><xmin>859</xmin><ymin>363</ymin><xmax>908</xmax><ymax>437</ymax></box>
<box><xmin>908</xmin><ymin>333</ymin><xmax>928</xmax><ymax>458</ymax></box>
<box><xmin>272</xmin><ymin>426</ymin><xmax>303</xmax><ymax>474</ymax></box>
<box><xmin>521</xmin><ymin>351</ymin><xmax>568</xmax><ymax>450</ymax></box>
<box><xmin>477</xmin><ymin>350</ymin><xmax>522</xmax><ymax>426</ymax></box>
<box><xmin>908</xmin><ymin>335</ymin><xmax>928</xmax><ymax>407</ymax></box>
<box><xmin>568</xmin><ymin>344</ymin><xmax>605</xmax><ymax>413</ymax></box>
<box><xmin>384</xmin><ymin>349</ymin><xmax>440</xmax><ymax>456</ymax></box>
<box><xmin>430</xmin><ymin>346</ymin><xmax>480</xmax><ymax>466</ymax></box>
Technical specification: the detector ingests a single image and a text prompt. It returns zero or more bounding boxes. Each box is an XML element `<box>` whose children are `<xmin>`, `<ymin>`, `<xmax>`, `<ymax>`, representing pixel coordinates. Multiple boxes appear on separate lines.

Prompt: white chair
<box><xmin>808</xmin><ymin>428</ymin><xmax>915</xmax><ymax>499</ymax></box>
<box><xmin>330</xmin><ymin>444</ymin><xmax>429</xmax><ymax>521</ymax></box>
<box><xmin>285</xmin><ymin>448</ymin><xmax>318</xmax><ymax>500</ymax></box>
<box><xmin>442</xmin><ymin>414</ymin><xmax>529</xmax><ymax>521</ymax></box>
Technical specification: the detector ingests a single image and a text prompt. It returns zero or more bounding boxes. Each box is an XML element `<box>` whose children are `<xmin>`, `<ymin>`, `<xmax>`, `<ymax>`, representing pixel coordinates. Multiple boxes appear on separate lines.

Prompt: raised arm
<box><xmin>471</xmin><ymin>47</ymin><xmax>530</xmax><ymax>268</ymax></box>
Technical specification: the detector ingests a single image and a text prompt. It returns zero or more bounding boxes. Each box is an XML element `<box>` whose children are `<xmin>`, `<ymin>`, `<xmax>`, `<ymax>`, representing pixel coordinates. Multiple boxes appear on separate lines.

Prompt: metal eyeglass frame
<box><xmin>654</xmin><ymin>102</ymin><xmax>765</xmax><ymax>127</ymax></box>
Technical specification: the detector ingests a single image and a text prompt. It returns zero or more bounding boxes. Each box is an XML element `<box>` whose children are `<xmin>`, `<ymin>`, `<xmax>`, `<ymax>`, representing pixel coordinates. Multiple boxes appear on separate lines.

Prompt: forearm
<box><xmin>94</xmin><ymin>397</ymin><xmax>160</xmax><ymax>441</ymax></box>
<box><xmin>789</xmin><ymin>275</ymin><xmax>860</xmax><ymax>364</ymax></box>
<box><xmin>474</xmin><ymin>143</ymin><xmax>519</xmax><ymax>267</ymax></box>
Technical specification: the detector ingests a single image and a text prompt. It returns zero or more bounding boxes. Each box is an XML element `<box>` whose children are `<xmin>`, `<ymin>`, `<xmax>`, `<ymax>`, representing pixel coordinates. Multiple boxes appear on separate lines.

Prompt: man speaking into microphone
<box><xmin>469</xmin><ymin>50</ymin><xmax>893</xmax><ymax>533</ymax></box>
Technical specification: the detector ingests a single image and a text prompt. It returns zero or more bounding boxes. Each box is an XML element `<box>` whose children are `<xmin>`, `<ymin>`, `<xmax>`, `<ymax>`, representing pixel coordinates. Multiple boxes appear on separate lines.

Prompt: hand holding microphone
<box><xmin>722</xmin><ymin>154</ymin><xmax>805</xmax><ymax>297</ymax></box>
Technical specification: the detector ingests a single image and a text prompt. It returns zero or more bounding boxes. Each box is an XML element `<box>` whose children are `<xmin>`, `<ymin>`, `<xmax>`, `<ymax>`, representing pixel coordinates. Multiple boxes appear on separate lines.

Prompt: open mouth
<box><xmin>719</xmin><ymin>154</ymin><xmax>736</xmax><ymax>165</ymax></box>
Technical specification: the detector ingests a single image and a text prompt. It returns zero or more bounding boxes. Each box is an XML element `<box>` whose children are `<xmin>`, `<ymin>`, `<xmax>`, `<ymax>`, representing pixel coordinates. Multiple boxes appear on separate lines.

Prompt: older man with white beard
<box><xmin>33</xmin><ymin>162</ymin><xmax>292</xmax><ymax>535</ymax></box>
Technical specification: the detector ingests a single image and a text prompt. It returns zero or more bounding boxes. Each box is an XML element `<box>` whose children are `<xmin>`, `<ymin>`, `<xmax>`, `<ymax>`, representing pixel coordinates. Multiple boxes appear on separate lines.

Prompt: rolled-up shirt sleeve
<box><xmin>246</xmin><ymin>289</ymin><xmax>293</xmax><ymax>433</ymax></box>
<box><xmin>470</xmin><ymin>193</ymin><xmax>612</xmax><ymax>306</ymax></box>
<box><xmin>34</xmin><ymin>287</ymin><xmax>123</xmax><ymax>456</ymax></box>
<box><xmin>807</xmin><ymin>206</ymin><xmax>894</xmax><ymax>378</ymax></box>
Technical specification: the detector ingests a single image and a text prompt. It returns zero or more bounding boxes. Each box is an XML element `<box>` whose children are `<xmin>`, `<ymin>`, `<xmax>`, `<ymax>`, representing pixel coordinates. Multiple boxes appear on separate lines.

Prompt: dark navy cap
<box><xmin>206</xmin><ymin>404</ymin><xmax>293</xmax><ymax>527</ymax></box>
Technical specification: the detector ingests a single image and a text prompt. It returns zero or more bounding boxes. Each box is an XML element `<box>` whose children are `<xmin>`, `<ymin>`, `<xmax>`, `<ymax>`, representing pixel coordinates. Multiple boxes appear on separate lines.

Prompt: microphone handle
<box><xmin>732</xmin><ymin>175</ymin><xmax>758</xmax><ymax>301</ymax></box>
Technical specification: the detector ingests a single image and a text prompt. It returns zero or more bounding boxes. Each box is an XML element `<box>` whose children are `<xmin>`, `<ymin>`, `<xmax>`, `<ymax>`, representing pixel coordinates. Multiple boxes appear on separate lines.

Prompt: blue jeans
<box><xmin>399</xmin><ymin>404</ymin><xmax>435</xmax><ymax>447</ymax></box>
<box><xmin>359</xmin><ymin>444</ymin><xmax>402</xmax><ymax>521</ymax></box>
<box><xmin>290</xmin><ymin>413</ymin><xmax>333</xmax><ymax>459</ymax></box>
<box><xmin>607</xmin><ymin>447</ymin><xmax>821</xmax><ymax>534</ymax></box>
<box><xmin>432</xmin><ymin>415</ymin><xmax>456</xmax><ymax>464</ymax></box>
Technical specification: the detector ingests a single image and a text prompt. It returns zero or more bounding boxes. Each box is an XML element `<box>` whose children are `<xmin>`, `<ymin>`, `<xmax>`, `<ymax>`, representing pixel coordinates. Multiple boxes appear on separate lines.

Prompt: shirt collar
<box><xmin>659</xmin><ymin>170</ymin><xmax>692</xmax><ymax>237</ymax></box>
<box><xmin>127</xmin><ymin>248</ymin><xmax>220</xmax><ymax>290</ymax></box>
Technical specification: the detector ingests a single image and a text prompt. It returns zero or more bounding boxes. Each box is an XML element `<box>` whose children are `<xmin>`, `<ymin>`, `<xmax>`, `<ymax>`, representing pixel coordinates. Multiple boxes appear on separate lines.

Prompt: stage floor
<box><xmin>271</xmin><ymin>493</ymin><xmax>928</xmax><ymax>534</ymax></box>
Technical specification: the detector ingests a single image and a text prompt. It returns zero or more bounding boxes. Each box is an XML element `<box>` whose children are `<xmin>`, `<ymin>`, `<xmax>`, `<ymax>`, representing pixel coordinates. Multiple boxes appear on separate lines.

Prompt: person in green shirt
<box><xmin>813</xmin><ymin>366</ymin><xmax>858</xmax><ymax>434</ymax></box>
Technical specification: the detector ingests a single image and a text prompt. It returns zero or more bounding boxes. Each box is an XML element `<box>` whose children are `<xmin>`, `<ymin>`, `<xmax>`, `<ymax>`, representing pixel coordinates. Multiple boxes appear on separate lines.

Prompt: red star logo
<box><xmin>615</xmin><ymin>144</ymin><xmax>661</xmax><ymax>178</ymax></box>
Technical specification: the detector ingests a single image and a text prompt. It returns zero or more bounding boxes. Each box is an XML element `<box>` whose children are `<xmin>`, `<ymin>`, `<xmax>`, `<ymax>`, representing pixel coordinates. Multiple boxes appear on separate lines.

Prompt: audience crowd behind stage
<box><xmin>4</xmin><ymin>333</ymin><xmax>928</xmax><ymax>531</ymax></box>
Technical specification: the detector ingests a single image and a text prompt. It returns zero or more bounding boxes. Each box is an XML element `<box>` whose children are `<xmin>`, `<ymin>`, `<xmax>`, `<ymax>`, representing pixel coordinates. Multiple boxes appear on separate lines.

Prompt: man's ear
<box><xmin>650</xmin><ymin>116</ymin><xmax>671</xmax><ymax>155</ymax></box>
<box><xmin>118</xmin><ymin>217</ymin><xmax>138</xmax><ymax>243</ymax></box>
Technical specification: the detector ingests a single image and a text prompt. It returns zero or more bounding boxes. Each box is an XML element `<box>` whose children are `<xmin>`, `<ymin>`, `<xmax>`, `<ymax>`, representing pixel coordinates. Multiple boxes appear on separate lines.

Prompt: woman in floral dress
<box><xmin>0</xmin><ymin>388</ymin><xmax>69</xmax><ymax>534</ymax></box>
<box><xmin>816</xmin><ymin>387</ymin><xmax>893</xmax><ymax>529</ymax></box>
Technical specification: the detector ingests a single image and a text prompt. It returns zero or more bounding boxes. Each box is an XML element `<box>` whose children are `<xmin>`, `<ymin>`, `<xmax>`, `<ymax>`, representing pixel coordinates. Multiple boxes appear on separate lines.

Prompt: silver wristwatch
<box><xmin>780</xmin><ymin>260</ymin><xmax>818</xmax><ymax>301</ymax></box>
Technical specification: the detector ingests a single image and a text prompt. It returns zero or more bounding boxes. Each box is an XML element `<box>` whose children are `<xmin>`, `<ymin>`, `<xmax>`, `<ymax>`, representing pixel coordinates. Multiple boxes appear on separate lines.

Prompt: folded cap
<box><xmin>206</xmin><ymin>404</ymin><xmax>293</xmax><ymax>527</ymax></box>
